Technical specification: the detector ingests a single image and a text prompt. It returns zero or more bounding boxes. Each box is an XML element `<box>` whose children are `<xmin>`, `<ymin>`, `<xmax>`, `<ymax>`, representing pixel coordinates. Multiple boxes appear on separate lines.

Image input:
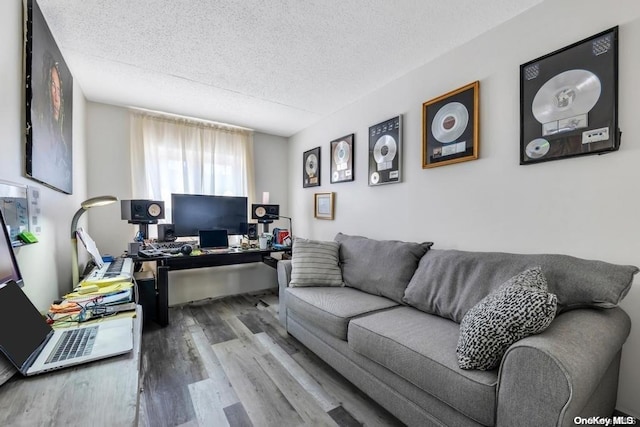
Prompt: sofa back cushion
<box><xmin>403</xmin><ymin>249</ymin><xmax>638</xmax><ymax>323</ymax></box>
<box><xmin>335</xmin><ymin>232</ymin><xmax>433</xmax><ymax>303</ymax></box>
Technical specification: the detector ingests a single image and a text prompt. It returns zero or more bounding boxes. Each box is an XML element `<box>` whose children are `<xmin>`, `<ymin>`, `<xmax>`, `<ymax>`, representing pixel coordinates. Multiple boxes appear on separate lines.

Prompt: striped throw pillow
<box><xmin>290</xmin><ymin>238</ymin><xmax>343</xmax><ymax>287</ymax></box>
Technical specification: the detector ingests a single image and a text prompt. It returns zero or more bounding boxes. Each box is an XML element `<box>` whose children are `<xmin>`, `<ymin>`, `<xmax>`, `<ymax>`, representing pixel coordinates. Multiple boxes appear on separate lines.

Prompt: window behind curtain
<box><xmin>129</xmin><ymin>112</ymin><xmax>255</xmax><ymax>223</ymax></box>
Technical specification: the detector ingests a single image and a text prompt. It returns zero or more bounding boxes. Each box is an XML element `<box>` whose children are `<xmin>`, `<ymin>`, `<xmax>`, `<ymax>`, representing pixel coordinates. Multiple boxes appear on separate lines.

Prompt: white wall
<box><xmin>86</xmin><ymin>102</ymin><xmax>289</xmax><ymax>304</ymax></box>
<box><xmin>0</xmin><ymin>0</ymin><xmax>88</xmax><ymax>311</ymax></box>
<box><xmin>288</xmin><ymin>0</ymin><xmax>640</xmax><ymax>416</ymax></box>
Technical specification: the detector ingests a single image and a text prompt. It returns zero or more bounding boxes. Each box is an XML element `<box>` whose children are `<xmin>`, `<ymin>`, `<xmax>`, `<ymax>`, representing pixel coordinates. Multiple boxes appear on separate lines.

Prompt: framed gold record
<box><xmin>422</xmin><ymin>81</ymin><xmax>479</xmax><ymax>168</ymax></box>
<box><xmin>520</xmin><ymin>27</ymin><xmax>619</xmax><ymax>164</ymax></box>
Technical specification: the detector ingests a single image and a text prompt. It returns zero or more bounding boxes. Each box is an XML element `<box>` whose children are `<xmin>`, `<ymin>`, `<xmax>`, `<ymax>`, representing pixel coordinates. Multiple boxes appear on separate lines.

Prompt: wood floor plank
<box><xmin>224</xmin><ymin>401</ymin><xmax>254</xmax><ymax>427</ymax></box>
<box><xmin>257</xmin><ymin>352</ymin><xmax>339</xmax><ymax>427</ymax></box>
<box><xmin>250</xmin><ymin>309</ymin><xmax>302</xmax><ymax>355</ymax></box>
<box><xmin>188</xmin><ymin>378</ymin><xmax>230</xmax><ymax>427</ymax></box>
<box><xmin>213</xmin><ymin>339</ymin><xmax>304</xmax><ymax>427</ymax></box>
<box><xmin>141</xmin><ymin>309</ymin><xmax>207</xmax><ymax>426</ymax></box>
<box><xmin>237</xmin><ymin>312</ymin><xmax>264</xmax><ymax>334</ymax></box>
<box><xmin>255</xmin><ymin>332</ymin><xmax>339</xmax><ymax>413</ymax></box>
<box><xmin>189</xmin><ymin>303</ymin><xmax>237</xmax><ymax>344</ymax></box>
<box><xmin>291</xmin><ymin>350</ymin><xmax>404</xmax><ymax>427</ymax></box>
<box><xmin>188</xmin><ymin>325</ymin><xmax>240</xmax><ymax>408</ymax></box>
<box><xmin>214</xmin><ymin>299</ymin><xmax>241</xmax><ymax>320</ymax></box>
<box><xmin>328</xmin><ymin>406</ymin><xmax>363</xmax><ymax>427</ymax></box>
<box><xmin>225</xmin><ymin>315</ymin><xmax>264</xmax><ymax>344</ymax></box>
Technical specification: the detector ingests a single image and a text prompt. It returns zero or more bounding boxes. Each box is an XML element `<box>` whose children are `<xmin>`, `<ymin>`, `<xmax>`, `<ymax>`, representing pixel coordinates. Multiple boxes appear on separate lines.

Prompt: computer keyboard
<box><xmin>153</xmin><ymin>240</ymin><xmax>198</xmax><ymax>249</ymax></box>
<box><xmin>46</xmin><ymin>326</ymin><xmax>98</xmax><ymax>364</ymax></box>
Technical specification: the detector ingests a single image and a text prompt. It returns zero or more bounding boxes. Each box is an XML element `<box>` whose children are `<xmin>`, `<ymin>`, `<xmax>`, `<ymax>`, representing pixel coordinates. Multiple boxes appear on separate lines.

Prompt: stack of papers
<box><xmin>64</xmin><ymin>282</ymin><xmax>133</xmax><ymax>305</ymax></box>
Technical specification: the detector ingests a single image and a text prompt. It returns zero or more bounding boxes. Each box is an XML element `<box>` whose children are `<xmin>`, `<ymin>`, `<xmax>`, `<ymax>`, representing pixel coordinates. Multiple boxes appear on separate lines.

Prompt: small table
<box><xmin>0</xmin><ymin>306</ymin><xmax>143</xmax><ymax>426</ymax></box>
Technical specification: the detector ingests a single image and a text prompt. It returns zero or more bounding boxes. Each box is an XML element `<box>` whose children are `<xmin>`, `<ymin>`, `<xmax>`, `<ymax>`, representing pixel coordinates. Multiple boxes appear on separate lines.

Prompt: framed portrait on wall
<box><xmin>303</xmin><ymin>147</ymin><xmax>321</xmax><ymax>188</ymax></box>
<box><xmin>422</xmin><ymin>81</ymin><xmax>479</xmax><ymax>168</ymax></box>
<box><xmin>330</xmin><ymin>134</ymin><xmax>354</xmax><ymax>183</ymax></box>
<box><xmin>25</xmin><ymin>0</ymin><xmax>74</xmax><ymax>194</ymax></box>
<box><xmin>520</xmin><ymin>27</ymin><xmax>619</xmax><ymax>164</ymax></box>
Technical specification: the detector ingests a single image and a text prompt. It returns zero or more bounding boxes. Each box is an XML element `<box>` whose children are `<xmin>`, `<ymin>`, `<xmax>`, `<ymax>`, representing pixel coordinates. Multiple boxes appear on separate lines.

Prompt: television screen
<box><xmin>171</xmin><ymin>193</ymin><xmax>248</xmax><ymax>237</ymax></box>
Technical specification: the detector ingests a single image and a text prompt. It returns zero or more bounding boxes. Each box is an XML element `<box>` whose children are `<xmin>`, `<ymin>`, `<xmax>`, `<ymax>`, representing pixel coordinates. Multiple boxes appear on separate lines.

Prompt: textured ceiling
<box><xmin>36</xmin><ymin>0</ymin><xmax>542</xmax><ymax>137</ymax></box>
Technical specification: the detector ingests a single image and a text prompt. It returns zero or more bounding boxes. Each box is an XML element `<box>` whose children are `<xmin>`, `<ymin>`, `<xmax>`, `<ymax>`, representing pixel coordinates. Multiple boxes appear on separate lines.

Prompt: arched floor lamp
<box><xmin>71</xmin><ymin>195</ymin><xmax>117</xmax><ymax>287</ymax></box>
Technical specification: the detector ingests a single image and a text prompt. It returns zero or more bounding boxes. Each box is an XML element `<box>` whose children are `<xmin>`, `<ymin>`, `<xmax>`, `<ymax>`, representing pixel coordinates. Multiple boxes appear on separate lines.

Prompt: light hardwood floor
<box><xmin>138</xmin><ymin>292</ymin><xmax>404</xmax><ymax>427</ymax></box>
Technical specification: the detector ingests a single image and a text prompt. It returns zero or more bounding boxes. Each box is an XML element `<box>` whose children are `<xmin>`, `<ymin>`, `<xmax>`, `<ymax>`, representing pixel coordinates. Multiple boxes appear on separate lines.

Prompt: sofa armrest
<box><xmin>277</xmin><ymin>260</ymin><xmax>292</xmax><ymax>327</ymax></box>
<box><xmin>496</xmin><ymin>307</ymin><xmax>631</xmax><ymax>427</ymax></box>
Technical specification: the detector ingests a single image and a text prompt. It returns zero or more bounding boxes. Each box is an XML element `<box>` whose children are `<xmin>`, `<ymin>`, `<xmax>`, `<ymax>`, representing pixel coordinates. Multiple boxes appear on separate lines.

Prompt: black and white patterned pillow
<box><xmin>456</xmin><ymin>266</ymin><xmax>557</xmax><ymax>370</ymax></box>
<box><xmin>290</xmin><ymin>238</ymin><xmax>343</xmax><ymax>287</ymax></box>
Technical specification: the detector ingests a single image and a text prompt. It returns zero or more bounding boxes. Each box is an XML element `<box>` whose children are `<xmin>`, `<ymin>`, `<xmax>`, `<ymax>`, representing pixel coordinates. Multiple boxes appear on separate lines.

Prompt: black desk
<box><xmin>135</xmin><ymin>248</ymin><xmax>287</xmax><ymax>326</ymax></box>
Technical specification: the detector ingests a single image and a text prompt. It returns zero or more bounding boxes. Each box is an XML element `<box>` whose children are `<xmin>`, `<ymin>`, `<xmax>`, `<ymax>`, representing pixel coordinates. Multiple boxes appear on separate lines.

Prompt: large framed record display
<box><xmin>520</xmin><ymin>27</ymin><xmax>619</xmax><ymax>164</ymax></box>
<box><xmin>330</xmin><ymin>134</ymin><xmax>354</xmax><ymax>184</ymax></box>
<box><xmin>422</xmin><ymin>81</ymin><xmax>479</xmax><ymax>168</ymax></box>
<box><xmin>303</xmin><ymin>147</ymin><xmax>321</xmax><ymax>188</ymax></box>
<box><xmin>368</xmin><ymin>116</ymin><xmax>402</xmax><ymax>186</ymax></box>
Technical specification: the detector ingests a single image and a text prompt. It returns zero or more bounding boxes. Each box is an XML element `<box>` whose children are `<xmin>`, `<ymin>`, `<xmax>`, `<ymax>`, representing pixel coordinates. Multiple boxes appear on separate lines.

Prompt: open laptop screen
<box><xmin>199</xmin><ymin>229</ymin><xmax>229</xmax><ymax>249</ymax></box>
<box><xmin>0</xmin><ymin>281</ymin><xmax>52</xmax><ymax>371</ymax></box>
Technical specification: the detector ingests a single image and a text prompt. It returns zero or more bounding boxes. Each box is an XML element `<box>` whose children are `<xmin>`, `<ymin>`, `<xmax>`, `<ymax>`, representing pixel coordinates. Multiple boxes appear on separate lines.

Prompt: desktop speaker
<box><xmin>247</xmin><ymin>223</ymin><xmax>258</xmax><ymax>240</ymax></box>
<box><xmin>158</xmin><ymin>224</ymin><xmax>177</xmax><ymax>242</ymax></box>
<box><xmin>251</xmin><ymin>204</ymin><xmax>279</xmax><ymax>222</ymax></box>
<box><xmin>121</xmin><ymin>200</ymin><xmax>165</xmax><ymax>224</ymax></box>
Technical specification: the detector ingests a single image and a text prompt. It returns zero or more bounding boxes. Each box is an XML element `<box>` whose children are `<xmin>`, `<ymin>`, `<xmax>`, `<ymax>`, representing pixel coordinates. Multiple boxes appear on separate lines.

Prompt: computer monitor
<box><xmin>171</xmin><ymin>193</ymin><xmax>248</xmax><ymax>237</ymax></box>
<box><xmin>0</xmin><ymin>210</ymin><xmax>24</xmax><ymax>287</ymax></box>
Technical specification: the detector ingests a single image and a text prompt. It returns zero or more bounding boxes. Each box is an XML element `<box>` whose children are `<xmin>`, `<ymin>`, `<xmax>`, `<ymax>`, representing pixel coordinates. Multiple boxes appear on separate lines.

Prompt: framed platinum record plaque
<box><xmin>368</xmin><ymin>116</ymin><xmax>402</xmax><ymax>186</ymax></box>
<box><xmin>330</xmin><ymin>134</ymin><xmax>354</xmax><ymax>183</ymax></box>
<box><xmin>303</xmin><ymin>147</ymin><xmax>321</xmax><ymax>188</ymax></box>
<box><xmin>423</xmin><ymin>81</ymin><xmax>479</xmax><ymax>168</ymax></box>
<box><xmin>520</xmin><ymin>27</ymin><xmax>619</xmax><ymax>164</ymax></box>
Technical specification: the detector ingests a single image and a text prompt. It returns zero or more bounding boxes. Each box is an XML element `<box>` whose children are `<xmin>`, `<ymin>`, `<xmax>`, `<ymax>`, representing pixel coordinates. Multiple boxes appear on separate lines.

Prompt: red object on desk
<box><xmin>276</xmin><ymin>230</ymin><xmax>290</xmax><ymax>245</ymax></box>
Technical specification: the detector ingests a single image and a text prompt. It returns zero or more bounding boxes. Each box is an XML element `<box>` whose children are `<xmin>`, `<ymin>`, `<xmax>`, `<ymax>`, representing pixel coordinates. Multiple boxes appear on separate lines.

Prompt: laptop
<box><xmin>0</xmin><ymin>280</ymin><xmax>133</xmax><ymax>376</ymax></box>
<box><xmin>199</xmin><ymin>229</ymin><xmax>229</xmax><ymax>251</ymax></box>
<box><xmin>76</xmin><ymin>227</ymin><xmax>133</xmax><ymax>281</ymax></box>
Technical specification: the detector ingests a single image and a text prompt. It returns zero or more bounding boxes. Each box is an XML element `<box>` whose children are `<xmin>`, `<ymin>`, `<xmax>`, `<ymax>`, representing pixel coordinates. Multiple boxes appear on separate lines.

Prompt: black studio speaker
<box><xmin>121</xmin><ymin>200</ymin><xmax>165</xmax><ymax>224</ymax></box>
<box><xmin>158</xmin><ymin>223</ymin><xmax>177</xmax><ymax>242</ymax></box>
<box><xmin>247</xmin><ymin>223</ymin><xmax>258</xmax><ymax>240</ymax></box>
<box><xmin>251</xmin><ymin>204</ymin><xmax>279</xmax><ymax>223</ymax></box>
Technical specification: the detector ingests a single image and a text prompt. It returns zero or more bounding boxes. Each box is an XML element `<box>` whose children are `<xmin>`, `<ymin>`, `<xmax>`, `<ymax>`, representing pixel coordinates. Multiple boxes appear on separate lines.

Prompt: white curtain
<box><xmin>130</xmin><ymin>112</ymin><xmax>255</xmax><ymax>222</ymax></box>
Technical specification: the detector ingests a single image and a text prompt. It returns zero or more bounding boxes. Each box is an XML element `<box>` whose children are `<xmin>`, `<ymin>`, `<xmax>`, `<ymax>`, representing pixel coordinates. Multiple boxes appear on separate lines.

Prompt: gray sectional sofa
<box><xmin>277</xmin><ymin>233</ymin><xmax>638</xmax><ymax>427</ymax></box>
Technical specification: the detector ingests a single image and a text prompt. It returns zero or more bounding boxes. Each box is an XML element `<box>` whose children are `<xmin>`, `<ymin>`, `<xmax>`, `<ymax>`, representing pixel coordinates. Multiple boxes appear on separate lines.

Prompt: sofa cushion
<box><xmin>285</xmin><ymin>287</ymin><xmax>398</xmax><ymax>340</ymax></box>
<box><xmin>403</xmin><ymin>249</ymin><xmax>638</xmax><ymax>322</ymax></box>
<box><xmin>334</xmin><ymin>232</ymin><xmax>433</xmax><ymax>304</ymax></box>
<box><xmin>456</xmin><ymin>267</ymin><xmax>557</xmax><ymax>370</ymax></box>
<box><xmin>348</xmin><ymin>307</ymin><xmax>498</xmax><ymax>426</ymax></box>
<box><xmin>290</xmin><ymin>238</ymin><xmax>343</xmax><ymax>287</ymax></box>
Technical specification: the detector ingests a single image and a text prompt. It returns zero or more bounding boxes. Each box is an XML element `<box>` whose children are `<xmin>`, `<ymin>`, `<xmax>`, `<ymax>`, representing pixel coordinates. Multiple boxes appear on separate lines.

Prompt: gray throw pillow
<box><xmin>290</xmin><ymin>238</ymin><xmax>343</xmax><ymax>287</ymax></box>
<box><xmin>456</xmin><ymin>267</ymin><xmax>557</xmax><ymax>371</ymax></box>
<box><xmin>335</xmin><ymin>233</ymin><xmax>433</xmax><ymax>303</ymax></box>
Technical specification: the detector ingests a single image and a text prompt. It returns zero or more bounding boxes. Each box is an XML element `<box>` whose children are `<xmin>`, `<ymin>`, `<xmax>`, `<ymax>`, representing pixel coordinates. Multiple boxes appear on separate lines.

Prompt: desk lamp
<box><xmin>71</xmin><ymin>195</ymin><xmax>117</xmax><ymax>287</ymax></box>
